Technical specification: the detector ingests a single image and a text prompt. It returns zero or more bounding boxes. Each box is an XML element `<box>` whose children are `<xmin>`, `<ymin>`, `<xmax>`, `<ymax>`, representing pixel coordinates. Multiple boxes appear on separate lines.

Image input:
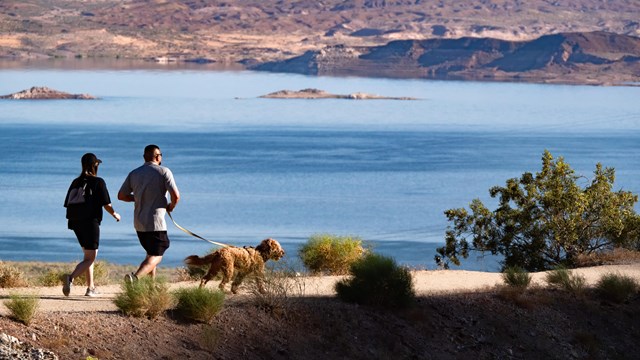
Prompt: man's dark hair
<box><xmin>144</xmin><ymin>144</ymin><xmax>160</xmax><ymax>161</ymax></box>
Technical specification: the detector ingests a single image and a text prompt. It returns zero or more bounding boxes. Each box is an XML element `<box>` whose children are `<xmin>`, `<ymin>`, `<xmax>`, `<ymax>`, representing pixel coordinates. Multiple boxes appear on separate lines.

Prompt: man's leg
<box><xmin>135</xmin><ymin>255</ymin><xmax>163</xmax><ymax>278</ymax></box>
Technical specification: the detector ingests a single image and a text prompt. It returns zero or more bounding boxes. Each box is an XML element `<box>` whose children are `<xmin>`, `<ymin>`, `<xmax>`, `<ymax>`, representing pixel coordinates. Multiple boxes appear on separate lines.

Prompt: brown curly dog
<box><xmin>184</xmin><ymin>238</ymin><xmax>285</xmax><ymax>294</ymax></box>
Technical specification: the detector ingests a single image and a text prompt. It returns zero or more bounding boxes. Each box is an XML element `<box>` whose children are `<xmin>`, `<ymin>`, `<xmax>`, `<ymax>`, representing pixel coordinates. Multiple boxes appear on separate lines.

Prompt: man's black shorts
<box><xmin>69</xmin><ymin>220</ymin><xmax>100</xmax><ymax>250</ymax></box>
<box><xmin>137</xmin><ymin>231</ymin><xmax>170</xmax><ymax>256</ymax></box>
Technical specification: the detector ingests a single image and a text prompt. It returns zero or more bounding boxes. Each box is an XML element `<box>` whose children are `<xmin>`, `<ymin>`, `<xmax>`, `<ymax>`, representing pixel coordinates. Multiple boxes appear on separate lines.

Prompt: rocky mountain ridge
<box><xmin>253</xmin><ymin>31</ymin><xmax>640</xmax><ymax>85</ymax></box>
<box><xmin>1</xmin><ymin>1</ymin><xmax>640</xmax><ymax>84</ymax></box>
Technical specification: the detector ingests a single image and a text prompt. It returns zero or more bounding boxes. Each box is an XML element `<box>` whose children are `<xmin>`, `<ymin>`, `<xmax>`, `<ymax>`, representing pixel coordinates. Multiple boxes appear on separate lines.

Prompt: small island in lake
<box><xmin>0</xmin><ymin>86</ymin><xmax>97</xmax><ymax>100</ymax></box>
<box><xmin>260</xmin><ymin>88</ymin><xmax>418</xmax><ymax>100</ymax></box>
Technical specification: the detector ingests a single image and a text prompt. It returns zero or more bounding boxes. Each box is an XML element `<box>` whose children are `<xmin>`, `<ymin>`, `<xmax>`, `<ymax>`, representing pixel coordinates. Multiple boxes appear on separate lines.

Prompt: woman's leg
<box><xmin>70</xmin><ymin>248</ymin><xmax>98</xmax><ymax>288</ymax></box>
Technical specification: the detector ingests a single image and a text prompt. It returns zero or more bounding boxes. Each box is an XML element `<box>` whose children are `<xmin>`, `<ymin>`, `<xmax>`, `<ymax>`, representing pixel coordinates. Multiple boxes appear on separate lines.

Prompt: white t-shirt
<box><xmin>119</xmin><ymin>162</ymin><xmax>178</xmax><ymax>232</ymax></box>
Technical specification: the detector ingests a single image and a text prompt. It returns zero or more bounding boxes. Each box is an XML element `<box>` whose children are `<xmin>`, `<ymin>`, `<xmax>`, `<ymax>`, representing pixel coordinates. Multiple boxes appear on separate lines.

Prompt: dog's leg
<box><xmin>254</xmin><ymin>275</ymin><xmax>266</xmax><ymax>294</ymax></box>
<box><xmin>231</xmin><ymin>272</ymin><xmax>248</xmax><ymax>294</ymax></box>
<box><xmin>200</xmin><ymin>261</ymin><xmax>222</xmax><ymax>289</ymax></box>
<box><xmin>219</xmin><ymin>261</ymin><xmax>234</xmax><ymax>293</ymax></box>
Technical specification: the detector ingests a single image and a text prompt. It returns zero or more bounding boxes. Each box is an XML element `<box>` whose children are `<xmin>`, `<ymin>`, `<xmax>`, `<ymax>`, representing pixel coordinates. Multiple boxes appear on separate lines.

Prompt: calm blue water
<box><xmin>1</xmin><ymin>62</ymin><xmax>639</xmax><ymax>271</ymax></box>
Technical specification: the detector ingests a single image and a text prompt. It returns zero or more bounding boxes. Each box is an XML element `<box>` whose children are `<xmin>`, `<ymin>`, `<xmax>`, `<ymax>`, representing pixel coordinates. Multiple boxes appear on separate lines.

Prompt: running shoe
<box><xmin>85</xmin><ymin>287</ymin><xmax>99</xmax><ymax>297</ymax></box>
<box><xmin>124</xmin><ymin>272</ymin><xmax>138</xmax><ymax>283</ymax></box>
<box><xmin>62</xmin><ymin>275</ymin><xmax>72</xmax><ymax>296</ymax></box>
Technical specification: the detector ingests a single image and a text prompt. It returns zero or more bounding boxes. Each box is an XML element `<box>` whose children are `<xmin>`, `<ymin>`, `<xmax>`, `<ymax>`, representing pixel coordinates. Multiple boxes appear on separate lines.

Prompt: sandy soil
<box><xmin>2</xmin><ymin>263</ymin><xmax>639</xmax><ymax>314</ymax></box>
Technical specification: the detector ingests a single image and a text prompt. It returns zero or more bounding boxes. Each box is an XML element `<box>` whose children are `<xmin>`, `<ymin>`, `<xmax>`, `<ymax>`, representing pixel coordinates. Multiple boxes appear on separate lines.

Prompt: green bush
<box><xmin>114</xmin><ymin>277</ymin><xmax>175</xmax><ymax>318</ymax></box>
<box><xmin>502</xmin><ymin>266</ymin><xmax>532</xmax><ymax>289</ymax></box>
<box><xmin>438</xmin><ymin>151</ymin><xmax>640</xmax><ymax>271</ymax></box>
<box><xmin>335</xmin><ymin>253</ymin><xmax>414</xmax><ymax>308</ymax></box>
<box><xmin>0</xmin><ymin>263</ymin><xmax>29</xmax><ymax>288</ymax></box>
<box><xmin>545</xmin><ymin>267</ymin><xmax>586</xmax><ymax>295</ymax></box>
<box><xmin>173</xmin><ymin>286</ymin><xmax>225</xmax><ymax>323</ymax></box>
<box><xmin>4</xmin><ymin>294</ymin><xmax>40</xmax><ymax>325</ymax></box>
<box><xmin>299</xmin><ymin>234</ymin><xmax>366</xmax><ymax>275</ymax></box>
<box><xmin>596</xmin><ymin>273</ymin><xmax>638</xmax><ymax>303</ymax></box>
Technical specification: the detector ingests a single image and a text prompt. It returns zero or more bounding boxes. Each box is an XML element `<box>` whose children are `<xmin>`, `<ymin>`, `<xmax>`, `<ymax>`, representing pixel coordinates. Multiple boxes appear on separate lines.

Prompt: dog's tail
<box><xmin>184</xmin><ymin>253</ymin><xmax>219</xmax><ymax>266</ymax></box>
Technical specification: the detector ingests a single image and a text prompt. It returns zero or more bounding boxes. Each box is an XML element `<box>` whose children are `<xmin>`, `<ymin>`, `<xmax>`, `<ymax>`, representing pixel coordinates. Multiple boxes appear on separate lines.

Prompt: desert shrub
<box><xmin>38</xmin><ymin>270</ymin><xmax>67</xmax><ymax>287</ymax></box>
<box><xmin>299</xmin><ymin>234</ymin><xmax>366</xmax><ymax>275</ymax></box>
<box><xmin>114</xmin><ymin>277</ymin><xmax>175</xmax><ymax>318</ymax></box>
<box><xmin>502</xmin><ymin>266</ymin><xmax>532</xmax><ymax>289</ymax></box>
<box><xmin>545</xmin><ymin>267</ymin><xmax>586</xmax><ymax>295</ymax></box>
<box><xmin>0</xmin><ymin>263</ymin><xmax>29</xmax><ymax>288</ymax></box>
<box><xmin>4</xmin><ymin>294</ymin><xmax>40</xmax><ymax>325</ymax></box>
<box><xmin>335</xmin><ymin>253</ymin><xmax>414</xmax><ymax>308</ymax></box>
<box><xmin>173</xmin><ymin>286</ymin><xmax>225</xmax><ymax>323</ymax></box>
<box><xmin>249</xmin><ymin>261</ymin><xmax>307</xmax><ymax>316</ymax></box>
<box><xmin>438</xmin><ymin>151</ymin><xmax>640</xmax><ymax>271</ymax></box>
<box><xmin>595</xmin><ymin>273</ymin><xmax>638</xmax><ymax>303</ymax></box>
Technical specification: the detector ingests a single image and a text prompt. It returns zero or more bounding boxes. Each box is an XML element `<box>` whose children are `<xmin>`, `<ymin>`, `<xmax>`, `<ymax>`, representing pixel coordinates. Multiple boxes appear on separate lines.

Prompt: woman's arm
<box><xmin>103</xmin><ymin>203</ymin><xmax>121</xmax><ymax>222</ymax></box>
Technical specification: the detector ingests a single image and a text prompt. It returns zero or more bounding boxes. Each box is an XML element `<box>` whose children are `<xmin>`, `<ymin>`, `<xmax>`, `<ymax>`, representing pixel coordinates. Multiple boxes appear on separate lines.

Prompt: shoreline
<box><xmin>1</xmin><ymin>58</ymin><xmax>638</xmax><ymax>87</ymax></box>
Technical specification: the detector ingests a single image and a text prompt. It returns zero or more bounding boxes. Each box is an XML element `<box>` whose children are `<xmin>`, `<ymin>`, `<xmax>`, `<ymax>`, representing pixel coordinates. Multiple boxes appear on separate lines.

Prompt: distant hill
<box><xmin>1</xmin><ymin>1</ymin><xmax>639</xmax><ymax>84</ymax></box>
<box><xmin>253</xmin><ymin>32</ymin><xmax>640</xmax><ymax>85</ymax></box>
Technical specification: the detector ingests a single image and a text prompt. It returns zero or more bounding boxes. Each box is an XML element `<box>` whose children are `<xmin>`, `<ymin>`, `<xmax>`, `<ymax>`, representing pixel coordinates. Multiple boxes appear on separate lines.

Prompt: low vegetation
<box><xmin>249</xmin><ymin>261</ymin><xmax>307</xmax><ymax>316</ymax></box>
<box><xmin>113</xmin><ymin>277</ymin><xmax>175</xmax><ymax>319</ymax></box>
<box><xmin>545</xmin><ymin>267</ymin><xmax>587</xmax><ymax>295</ymax></box>
<box><xmin>37</xmin><ymin>260</ymin><xmax>110</xmax><ymax>287</ymax></box>
<box><xmin>0</xmin><ymin>262</ymin><xmax>29</xmax><ymax>288</ymax></box>
<box><xmin>595</xmin><ymin>273</ymin><xmax>638</xmax><ymax>303</ymax></box>
<box><xmin>502</xmin><ymin>266</ymin><xmax>532</xmax><ymax>289</ymax></box>
<box><xmin>173</xmin><ymin>286</ymin><xmax>225</xmax><ymax>324</ymax></box>
<box><xmin>335</xmin><ymin>253</ymin><xmax>414</xmax><ymax>308</ymax></box>
<box><xmin>3</xmin><ymin>294</ymin><xmax>40</xmax><ymax>325</ymax></box>
<box><xmin>299</xmin><ymin>234</ymin><xmax>367</xmax><ymax>275</ymax></box>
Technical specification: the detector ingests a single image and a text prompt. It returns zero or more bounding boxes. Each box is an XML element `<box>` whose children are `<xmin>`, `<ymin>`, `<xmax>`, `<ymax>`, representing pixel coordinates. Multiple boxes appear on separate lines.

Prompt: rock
<box><xmin>0</xmin><ymin>333</ymin><xmax>58</xmax><ymax>360</ymax></box>
<box><xmin>0</xmin><ymin>87</ymin><xmax>96</xmax><ymax>100</ymax></box>
<box><xmin>259</xmin><ymin>88</ymin><xmax>417</xmax><ymax>100</ymax></box>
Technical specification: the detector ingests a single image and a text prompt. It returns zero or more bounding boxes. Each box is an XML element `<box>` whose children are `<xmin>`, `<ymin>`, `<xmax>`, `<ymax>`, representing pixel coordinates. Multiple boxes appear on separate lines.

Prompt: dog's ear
<box><xmin>255</xmin><ymin>238</ymin><xmax>271</xmax><ymax>252</ymax></box>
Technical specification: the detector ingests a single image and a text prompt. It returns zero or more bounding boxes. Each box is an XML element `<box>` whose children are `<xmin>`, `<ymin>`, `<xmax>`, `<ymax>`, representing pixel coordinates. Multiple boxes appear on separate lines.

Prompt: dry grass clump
<box><xmin>173</xmin><ymin>286</ymin><xmax>225</xmax><ymax>324</ymax></box>
<box><xmin>576</xmin><ymin>248</ymin><xmax>640</xmax><ymax>267</ymax></box>
<box><xmin>0</xmin><ymin>262</ymin><xmax>29</xmax><ymax>288</ymax></box>
<box><xmin>37</xmin><ymin>261</ymin><xmax>110</xmax><ymax>286</ymax></box>
<box><xmin>335</xmin><ymin>253</ymin><xmax>414</xmax><ymax>308</ymax></box>
<box><xmin>545</xmin><ymin>267</ymin><xmax>587</xmax><ymax>295</ymax></box>
<box><xmin>249</xmin><ymin>261</ymin><xmax>307</xmax><ymax>317</ymax></box>
<box><xmin>501</xmin><ymin>266</ymin><xmax>532</xmax><ymax>289</ymax></box>
<box><xmin>3</xmin><ymin>293</ymin><xmax>40</xmax><ymax>325</ymax></box>
<box><xmin>114</xmin><ymin>277</ymin><xmax>175</xmax><ymax>318</ymax></box>
<box><xmin>299</xmin><ymin>234</ymin><xmax>367</xmax><ymax>275</ymax></box>
<box><xmin>497</xmin><ymin>267</ymin><xmax>535</xmax><ymax>307</ymax></box>
<box><xmin>595</xmin><ymin>272</ymin><xmax>638</xmax><ymax>303</ymax></box>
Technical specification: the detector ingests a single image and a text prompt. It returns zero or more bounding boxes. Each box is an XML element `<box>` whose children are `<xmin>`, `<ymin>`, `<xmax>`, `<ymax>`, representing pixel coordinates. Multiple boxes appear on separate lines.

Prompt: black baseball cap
<box><xmin>81</xmin><ymin>153</ymin><xmax>102</xmax><ymax>166</ymax></box>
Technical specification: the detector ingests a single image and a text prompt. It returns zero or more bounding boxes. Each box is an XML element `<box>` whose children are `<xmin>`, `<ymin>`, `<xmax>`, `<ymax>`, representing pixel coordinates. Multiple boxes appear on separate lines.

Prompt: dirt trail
<box><xmin>2</xmin><ymin>263</ymin><xmax>639</xmax><ymax>314</ymax></box>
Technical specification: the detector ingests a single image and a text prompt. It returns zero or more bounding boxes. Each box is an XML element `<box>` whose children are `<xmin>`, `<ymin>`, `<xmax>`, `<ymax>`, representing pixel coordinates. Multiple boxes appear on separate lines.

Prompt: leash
<box><xmin>168</xmin><ymin>212</ymin><xmax>229</xmax><ymax>248</ymax></box>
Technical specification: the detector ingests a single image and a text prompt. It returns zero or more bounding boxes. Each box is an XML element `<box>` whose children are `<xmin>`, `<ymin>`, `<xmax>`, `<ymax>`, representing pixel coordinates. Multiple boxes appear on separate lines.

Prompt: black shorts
<box><xmin>69</xmin><ymin>220</ymin><xmax>100</xmax><ymax>250</ymax></box>
<box><xmin>137</xmin><ymin>231</ymin><xmax>170</xmax><ymax>256</ymax></box>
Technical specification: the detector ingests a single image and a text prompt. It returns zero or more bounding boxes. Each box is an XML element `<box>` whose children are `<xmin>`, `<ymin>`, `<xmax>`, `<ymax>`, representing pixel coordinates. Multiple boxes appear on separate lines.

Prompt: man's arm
<box><xmin>118</xmin><ymin>191</ymin><xmax>135</xmax><ymax>202</ymax></box>
<box><xmin>166</xmin><ymin>187</ymin><xmax>180</xmax><ymax>212</ymax></box>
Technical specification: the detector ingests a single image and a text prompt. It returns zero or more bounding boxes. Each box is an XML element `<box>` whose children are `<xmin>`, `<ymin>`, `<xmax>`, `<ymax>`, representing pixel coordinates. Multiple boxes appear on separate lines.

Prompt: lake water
<box><xmin>1</xmin><ymin>60</ymin><xmax>639</xmax><ymax>272</ymax></box>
